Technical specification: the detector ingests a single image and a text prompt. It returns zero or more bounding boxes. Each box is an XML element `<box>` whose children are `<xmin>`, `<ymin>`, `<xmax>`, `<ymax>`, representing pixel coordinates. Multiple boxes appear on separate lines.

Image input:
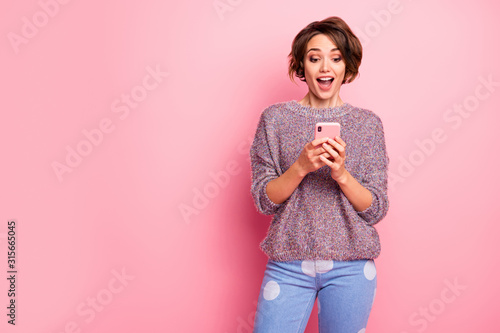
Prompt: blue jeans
<box><xmin>253</xmin><ymin>259</ymin><xmax>377</xmax><ymax>333</ymax></box>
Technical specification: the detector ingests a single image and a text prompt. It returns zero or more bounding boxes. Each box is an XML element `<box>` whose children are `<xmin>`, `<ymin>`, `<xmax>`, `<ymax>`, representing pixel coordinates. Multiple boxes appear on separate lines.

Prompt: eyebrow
<box><xmin>306</xmin><ymin>47</ymin><xmax>339</xmax><ymax>54</ymax></box>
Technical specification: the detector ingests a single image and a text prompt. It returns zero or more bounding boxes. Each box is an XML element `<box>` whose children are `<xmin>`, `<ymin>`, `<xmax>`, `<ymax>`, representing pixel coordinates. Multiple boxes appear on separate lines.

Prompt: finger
<box><xmin>322</xmin><ymin>142</ymin><xmax>339</xmax><ymax>159</ymax></box>
<box><xmin>311</xmin><ymin>136</ymin><xmax>330</xmax><ymax>147</ymax></box>
<box><xmin>332</xmin><ymin>136</ymin><xmax>346</xmax><ymax>147</ymax></box>
<box><xmin>309</xmin><ymin>143</ymin><xmax>324</xmax><ymax>153</ymax></box>
<box><xmin>319</xmin><ymin>154</ymin><xmax>334</xmax><ymax>167</ymax></box>
<box><xmin>313</xmin><ymin>146</ymin><xmax>331</xmax><ymax>158</ymax></box>
<box><xmin>319</xmin><ymin>152</ymin><xmax>333</xmax><ymax>161</ymax></box>
<box><xmin>327</xmin><ymin>138</ymin><xmax>345</xmax><ymax>156</ymax></box>
<box><xmin>323</xmin><ymin>145</ymin><xmax>345</xmax><ymax>167</ymax></box>
<box><xmin>327</xmin><ymin>137</ymin><xmax>344</xmax><ymax>149</ymax></box>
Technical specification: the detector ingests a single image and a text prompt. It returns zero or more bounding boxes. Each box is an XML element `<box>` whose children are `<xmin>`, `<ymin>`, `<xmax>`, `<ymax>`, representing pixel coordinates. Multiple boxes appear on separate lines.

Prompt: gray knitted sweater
<box><xmin>249</xmin><ymin>100</ymin><xmax>389</xmax><ymax>261</ymax></box>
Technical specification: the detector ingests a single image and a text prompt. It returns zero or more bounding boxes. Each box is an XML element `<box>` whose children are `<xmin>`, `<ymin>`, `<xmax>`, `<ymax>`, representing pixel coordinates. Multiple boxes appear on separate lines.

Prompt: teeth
<box><xmin>318</xmin><ymin>77</ymin><xmax>333</xmax><ymax>81</ymax></box>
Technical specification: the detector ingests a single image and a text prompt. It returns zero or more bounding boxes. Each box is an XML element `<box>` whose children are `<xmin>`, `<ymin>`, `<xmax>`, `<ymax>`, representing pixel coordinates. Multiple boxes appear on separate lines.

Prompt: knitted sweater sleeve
<box><xmin>249</xmin><ymin>109</ymin><xmax>283</xmax><ymax>215</ymax></box>
<box><xmin>356</xmin><ymin>115</ymin><xmax>390</xmax><ymax>225</ymax></box>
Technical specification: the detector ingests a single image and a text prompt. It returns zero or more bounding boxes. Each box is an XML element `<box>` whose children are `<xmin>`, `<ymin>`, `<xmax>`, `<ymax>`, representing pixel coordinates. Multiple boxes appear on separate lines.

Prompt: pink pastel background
<box><xmin>1</xmin><ymin>0</ymin><xmax>499</xmax><ymax>332</ymax></box>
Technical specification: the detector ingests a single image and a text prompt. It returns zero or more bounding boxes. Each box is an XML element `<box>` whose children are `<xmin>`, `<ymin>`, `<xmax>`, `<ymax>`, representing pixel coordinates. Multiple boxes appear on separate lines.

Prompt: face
<box><xmin>302</xmin><ymin>34</ymin><xmax>346</xmax><ymax>102</ymax></box>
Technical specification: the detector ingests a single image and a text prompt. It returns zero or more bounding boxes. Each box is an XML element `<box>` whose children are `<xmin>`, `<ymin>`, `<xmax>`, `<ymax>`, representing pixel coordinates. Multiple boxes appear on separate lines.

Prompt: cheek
<box><xmin>303</xmin><ymin>67</ymin><xmax>314</xmax><ymax>83</ymax></box>
<box><xmin>334</xmin><ymin>64</ymin><xmax>346</xmax><ymax>77</ymax></box>
<box><xmin>303</xmin><ymin>63</ymin><xmax>312</xmax><ymax>77</ymax></box>
<box><xmin>304</xmin><ymin>62</ymin><xmax>319</xmax><ymax>79</ymax></box>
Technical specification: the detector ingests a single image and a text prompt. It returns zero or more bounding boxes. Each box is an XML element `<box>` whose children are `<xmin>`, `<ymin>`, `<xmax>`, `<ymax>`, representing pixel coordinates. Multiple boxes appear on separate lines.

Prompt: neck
<box><xmin>299</xmin><ymin>92</ymin><xmax>343</xmax><ymax>108</ymax></box>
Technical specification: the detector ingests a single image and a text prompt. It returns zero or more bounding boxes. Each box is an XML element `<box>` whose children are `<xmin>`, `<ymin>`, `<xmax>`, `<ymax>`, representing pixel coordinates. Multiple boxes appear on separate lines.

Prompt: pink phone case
<box><xmin>315</xmin><ymin>122</ymin><xmax>341</xmax><ymax>141</ymax></box>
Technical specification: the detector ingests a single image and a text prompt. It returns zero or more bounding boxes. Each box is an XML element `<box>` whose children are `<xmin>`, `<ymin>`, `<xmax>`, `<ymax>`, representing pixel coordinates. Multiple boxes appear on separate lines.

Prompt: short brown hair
<box><xmin>288</xmin><ymin>16</ymin><xmax>363</xmax><ymax>84</ymax></box>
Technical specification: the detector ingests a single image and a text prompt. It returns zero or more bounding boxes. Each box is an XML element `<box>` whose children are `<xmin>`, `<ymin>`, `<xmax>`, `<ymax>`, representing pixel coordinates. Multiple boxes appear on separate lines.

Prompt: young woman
<box><xmin>250</xmin><ymin>16</ymin><xmax>390</xmax><ymax>332</ymax></box>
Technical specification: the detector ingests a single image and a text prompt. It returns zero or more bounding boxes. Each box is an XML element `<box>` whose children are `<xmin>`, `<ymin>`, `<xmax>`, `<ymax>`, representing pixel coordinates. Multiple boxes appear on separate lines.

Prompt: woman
<box><xmin>250</xmin><ymin>16</ymin><xmax>390</xmax><ymax>332</ymax></box>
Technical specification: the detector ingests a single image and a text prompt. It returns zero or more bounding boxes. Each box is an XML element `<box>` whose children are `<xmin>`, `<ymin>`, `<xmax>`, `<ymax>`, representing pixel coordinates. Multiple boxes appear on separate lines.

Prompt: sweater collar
<box><xmin>288</xmin><ymin>100</ymin><xmax>351</xmax><ymax>117</ymax></box>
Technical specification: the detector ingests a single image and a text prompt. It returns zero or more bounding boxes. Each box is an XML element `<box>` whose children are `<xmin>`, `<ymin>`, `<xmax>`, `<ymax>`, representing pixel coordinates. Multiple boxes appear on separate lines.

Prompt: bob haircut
<box><xmin>288</xmin><ymin>16</ymin><xmax>363</xmax><ymax>84</ymax></box>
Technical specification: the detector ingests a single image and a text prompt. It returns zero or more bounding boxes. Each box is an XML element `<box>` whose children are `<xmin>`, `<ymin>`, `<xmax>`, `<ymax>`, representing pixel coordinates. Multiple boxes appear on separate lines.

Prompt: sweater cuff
<box><xmin>260</xmin><ymin>181</ymin><xmax>282</xmax><ymax>214</ymax></box>
<box><xmin>357</xmin><ymin>190</ymin><xmax>378</xmax><ymax>222</ymax></box>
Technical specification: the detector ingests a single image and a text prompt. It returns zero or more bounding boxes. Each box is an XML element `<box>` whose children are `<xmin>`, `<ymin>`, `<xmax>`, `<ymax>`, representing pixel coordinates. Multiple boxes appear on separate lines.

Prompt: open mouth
<box><xmin>317</xmin><ymin>77</ymin><xmax>334</xmax><ymax>89</ymax></box>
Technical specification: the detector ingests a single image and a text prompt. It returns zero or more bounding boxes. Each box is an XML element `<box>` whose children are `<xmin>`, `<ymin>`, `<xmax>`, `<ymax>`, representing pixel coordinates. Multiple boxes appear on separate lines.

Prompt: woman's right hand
<box><xmin>265</xmin><ymin>136</ymin><xmax>333</xmax><ymax>205</ymax></box>
<box><xmin>294</xmin><ymin>137</ymin><xmax>332</xmax><ymax>177</ymax></box>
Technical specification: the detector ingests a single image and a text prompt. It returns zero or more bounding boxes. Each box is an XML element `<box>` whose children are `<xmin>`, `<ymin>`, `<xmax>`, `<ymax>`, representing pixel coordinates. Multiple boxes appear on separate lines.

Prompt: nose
<box><xmin>320</xmin><ymin>59</ymin><xmax>330</xmax><ymax>72</ymax></box>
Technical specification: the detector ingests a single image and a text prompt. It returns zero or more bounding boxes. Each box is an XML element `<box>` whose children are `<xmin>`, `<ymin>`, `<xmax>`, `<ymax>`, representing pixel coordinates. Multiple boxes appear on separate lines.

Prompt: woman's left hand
<box><xmin>319</xmin><ymin>136</ymin><xmax>348</xmax><ymax>182</ymax></box>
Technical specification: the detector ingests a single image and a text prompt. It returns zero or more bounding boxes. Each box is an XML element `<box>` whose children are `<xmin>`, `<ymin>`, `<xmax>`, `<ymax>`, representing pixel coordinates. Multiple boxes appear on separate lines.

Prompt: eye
<box><xmin>310</xmin><ymin>57</ymin><xmax>319</xmax><ymax>63</ymax></box>
<box><xmin>333</xmin><ymin>57</ymin><xmax>342</xmax><ymax>62</ymax></box>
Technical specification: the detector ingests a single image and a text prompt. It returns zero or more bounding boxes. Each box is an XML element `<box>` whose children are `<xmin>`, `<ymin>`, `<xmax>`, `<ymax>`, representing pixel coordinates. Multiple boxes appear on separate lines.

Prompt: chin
<box><xmin>315</xmin><ymin>90</ymin><xmax>337</xmax><ymax>100</ymax></box>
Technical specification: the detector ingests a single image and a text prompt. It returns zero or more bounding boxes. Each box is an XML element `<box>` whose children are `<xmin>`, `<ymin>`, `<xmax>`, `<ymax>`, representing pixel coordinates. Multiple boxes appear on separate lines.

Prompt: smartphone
<box><xmin>315</xmin><ymin>122</ymin><xmax>341</xmax><ymax>141</ymax></box>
